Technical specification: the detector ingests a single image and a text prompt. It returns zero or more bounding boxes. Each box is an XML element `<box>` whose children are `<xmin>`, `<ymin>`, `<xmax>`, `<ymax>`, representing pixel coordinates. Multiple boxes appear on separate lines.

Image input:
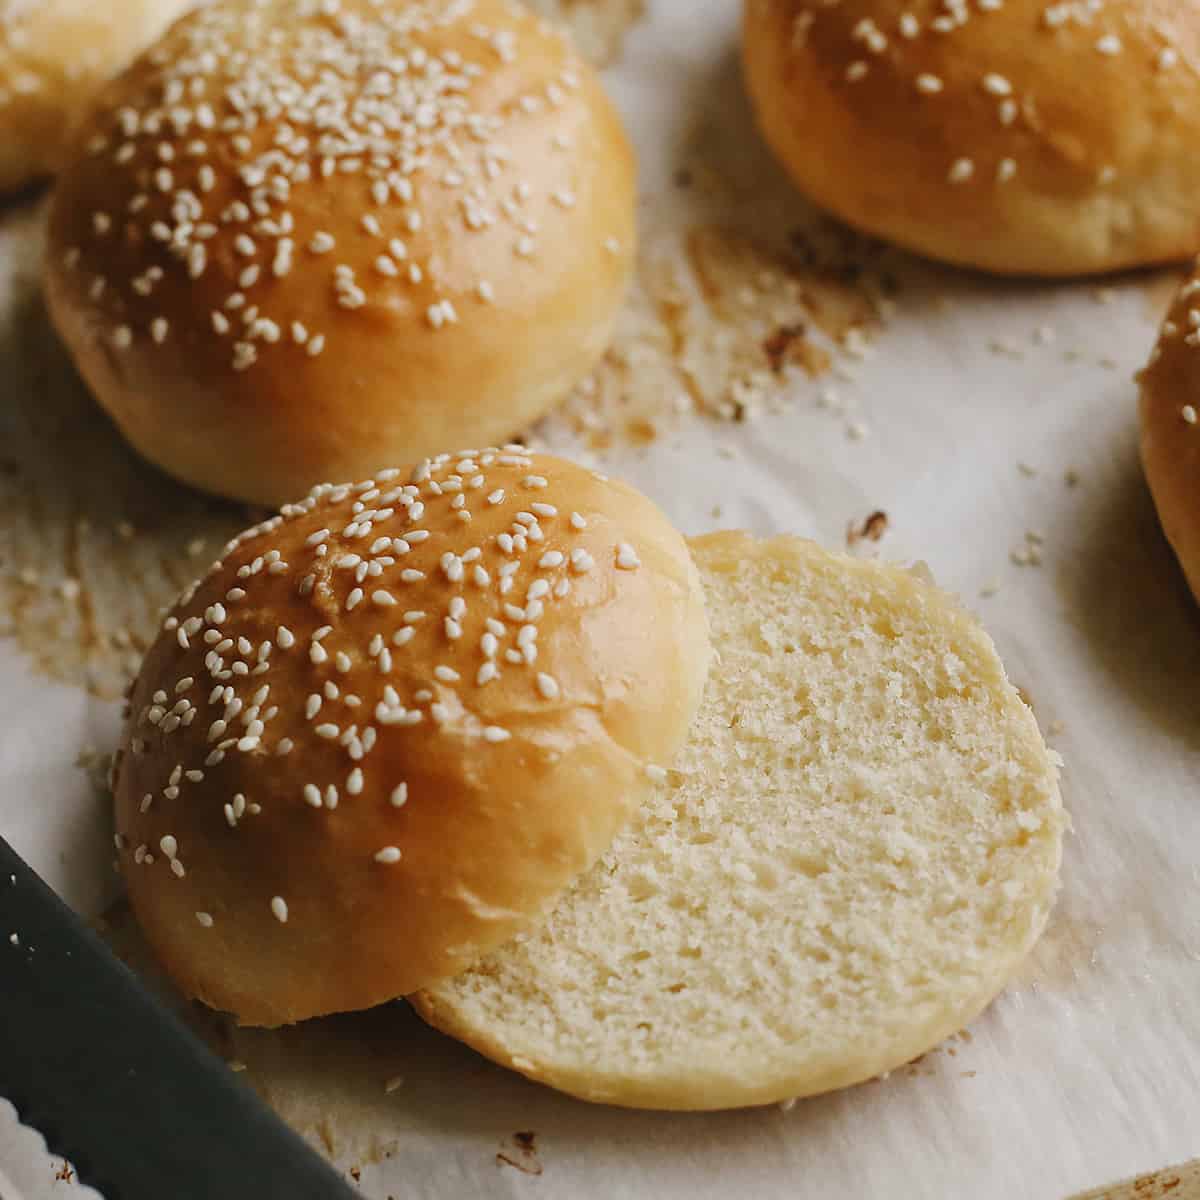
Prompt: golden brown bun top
<box><xmin>112</xmin><ymin>450</ymin><xmax>711</xmax><ymax>1026</ymax></box>
<box><xmin>45</xmin><ymin>0</ymin><xmax>635</xmax><ymax>505</ymax></box>
<box><xmin>743</xmin><ymin>0</ymin><xmax>1200</xmax><ymax>276</ymax></box>
<box><xmin>1139</xmin><ymin>262</ymin><xmax>1200</xmax><ymax>604</ymax></box>
<box><xmin>0</xmin><ymin>0</ymin><xmax>195</xmax><ymax>192</ymax></box>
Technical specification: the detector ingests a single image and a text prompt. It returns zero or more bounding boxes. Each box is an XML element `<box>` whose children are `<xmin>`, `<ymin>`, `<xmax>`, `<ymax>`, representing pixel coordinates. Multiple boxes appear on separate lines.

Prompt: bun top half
<box><xmin>46</xmin><ymin>0</ymin><xmax>636</xmax><ymax>504</ymax></box>
<box><xmin>744</xmin><ymin>0</ymin><xmax>1200</xmax><ymax>276</ymax></box>
<box><xmin>113</xmin><ymin>450</ymin><xmax>710</xmax><ymax>1026</ymax></box>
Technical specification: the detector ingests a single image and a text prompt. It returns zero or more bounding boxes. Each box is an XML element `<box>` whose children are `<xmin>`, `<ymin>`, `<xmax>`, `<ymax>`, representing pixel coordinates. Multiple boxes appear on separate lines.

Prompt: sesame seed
<box><xmin>1183</xmin><ymin>405</ymin><xmax>1198</xmax><ymax>425</ymax></box>
<box><xmin>615</xmin><ymin>543</ymin><xmax>641</xmax><ymax>570</ymax></box>
<box><xmin>374</xmin><ymin>846</ymin><xmax>402</xmax><ymax>864</ymax></box>
<box><xmin>195</xmin><ymin>912</ymin><xmax>214</xmax><ymax>927</ymax></box>
<box><xmin>537</xmin><ymin>673</ymin><xmax>560</xmax><ymax>699</ymax></box>
<box><xmin>483</xmin><ymin>726</ymin><xmax>511</xmax><ymax>743</ymax></box>
<box><xmin>270</xmin><ymin>896</ymin><xmax>289</xmax><ymax>923</ymax></box>
<box><xmin>389</xmin><ymin>783</ymin><xmax>408</xmax><ymax>808</ymax></box>
<box><xmin>915</xmin><ymin>74</ymin><xmax>943</xmax><ymax>94</ymax></box>
<box><xmin>947</xmin><ymin>158</ymin><xmax>975</xmax><ymax>184</ymax></box>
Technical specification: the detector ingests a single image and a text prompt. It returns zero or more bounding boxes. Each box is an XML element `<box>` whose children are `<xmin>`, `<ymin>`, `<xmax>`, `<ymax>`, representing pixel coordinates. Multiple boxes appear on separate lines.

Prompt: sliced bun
<box><xmin>742</xmin><ymin>0</ymin><xmax>1200</xmax><ymax>276</ymax></box>
<box><xmin>111</xmin><ymin>451</ymin><xmax>710</xmax><ymax>1027</ymax></box>
<box><xmin>45</xmin><ymin>0</ymin><xmax>635</xmax><ymax>506</ymax></box>
<box><xmin>414</xmin><ymin>532</ymin><xmax>1065</xmax><ymax>1110</ymax></box>
<box><xmin>0</xmin><ymin>0</ymin><xmax>194</xmax><ymax>193</ymax></box>
<box><xmin>1138</xmin><ymin>264</ymin><xmax>1200</xmax><ymax>604</ymax></box>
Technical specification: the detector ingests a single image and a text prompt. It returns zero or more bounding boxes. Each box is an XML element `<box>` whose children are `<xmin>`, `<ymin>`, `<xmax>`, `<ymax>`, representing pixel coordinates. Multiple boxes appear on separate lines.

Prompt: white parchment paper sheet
<box><xmin>2</xmin><ymin>3</ymin><xmax>1199</xmax><ymax>1197</ymax></box>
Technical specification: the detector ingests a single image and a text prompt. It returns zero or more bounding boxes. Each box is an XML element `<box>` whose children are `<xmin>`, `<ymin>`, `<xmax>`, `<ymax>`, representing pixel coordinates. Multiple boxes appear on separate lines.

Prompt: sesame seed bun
<box><xmin>111</xmin><ymin>450</ymin><xmax>711</xmax><ymax>1027</ymax></box>
<box><xmin>0</xmin><ymin>0</ymin><xmax>194</xmax><ymax>194</ymax></box>
<box><xmin>1139</xmin><ymin>263</ymin><xmax>1200</xmax><ymax>604</ymax></box>
<box><xmin>44</xmin><ymin>0</ymin><xmax>636</xmax><ymax>507</ymax></box>
<box><xmin>742</xmin><ymin>0</ymin><xmax>1200</xmax><ymax>277</ymax></box>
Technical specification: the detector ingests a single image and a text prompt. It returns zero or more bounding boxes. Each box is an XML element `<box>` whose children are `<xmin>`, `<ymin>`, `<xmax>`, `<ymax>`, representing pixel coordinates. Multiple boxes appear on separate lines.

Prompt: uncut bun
<box><xmin>415</xmin><ymin>533</ymin><xmax>1065</xmax><ymax>1110</ymax></box>
<box><xmin>743</xmin><ymin>0</ymin><xmax>1200</xmax><ymax>277</ymax></box>
<box><xmin>111</xmin><ymin>450</ymin><xmax>710</xmax><ymax>1027</ymax></box>
<box><xmin>0</xmin><ymin>0</ymin><xmax>194</xmax><ymax>194</ymax></box>
<box><xmin>45</xmin><ymin>0</ymin><xmax>635</xmax><ymax>507</ymax></box>
<box><xmin>1139</xmin><ymin>264</ymin><xmax>1200</xmax><ymax>605</ymax></box>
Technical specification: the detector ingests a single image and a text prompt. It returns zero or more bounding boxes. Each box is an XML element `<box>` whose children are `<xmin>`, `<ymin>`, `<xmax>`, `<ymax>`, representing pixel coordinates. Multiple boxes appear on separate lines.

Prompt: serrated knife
<box><xmin>0</xmin><ymin>835</ymin><xmax>361</xmax><ymax>1199</ymax></box>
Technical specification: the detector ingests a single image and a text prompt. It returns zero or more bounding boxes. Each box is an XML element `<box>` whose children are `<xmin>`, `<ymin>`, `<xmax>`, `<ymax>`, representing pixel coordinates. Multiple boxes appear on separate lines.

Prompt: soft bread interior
<box><xmin>413</xmin><ymin>532</ymin><xmax>1065</xmax><ymax>1110</ymax></box>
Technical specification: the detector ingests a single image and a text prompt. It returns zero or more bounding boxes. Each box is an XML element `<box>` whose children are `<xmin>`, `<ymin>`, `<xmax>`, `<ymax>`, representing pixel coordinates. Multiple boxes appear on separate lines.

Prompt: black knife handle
<box><xmin>0</xmin><ymin>836</ymin><xmax>362</xmax><ymax>1199</ymax></box>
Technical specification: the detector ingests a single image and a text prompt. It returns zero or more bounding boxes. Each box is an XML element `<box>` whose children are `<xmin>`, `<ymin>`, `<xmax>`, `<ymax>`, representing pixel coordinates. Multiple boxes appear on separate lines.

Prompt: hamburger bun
<box><xmin>742</xmin><ymin>0</ymin><xmax>1200</xmax><ymax>276</ymax></box>
<box><xmin>0</xmin><ymin>0</ymin><xmax>194</xmax><ymax>194</ymax></box>
<box><xmin>45</xmin><ymin>0</ymin><xmax>636</xmax><ymax>506</ymax></box>
<box><xmin>1139</xmin><ymin>262</ymin><xmax>1200</xmax><ymax>605</ymax></box>
<box><xmin>111</xmin><ymin>450</ymin><xmax>710</xmax><ymax>1027</ymax></box>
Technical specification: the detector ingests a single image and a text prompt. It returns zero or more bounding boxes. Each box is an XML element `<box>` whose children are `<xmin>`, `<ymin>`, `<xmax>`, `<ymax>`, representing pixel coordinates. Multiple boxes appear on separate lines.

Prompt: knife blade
<box><xmin>0</xmin><ymin>836</ymin><xmax>362</xmax><ymax>1199</ymax></box>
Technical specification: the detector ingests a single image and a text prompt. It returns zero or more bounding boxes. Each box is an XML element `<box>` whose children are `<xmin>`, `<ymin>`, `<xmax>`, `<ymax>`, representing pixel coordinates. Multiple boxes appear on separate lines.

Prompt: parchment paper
<box><xmin>3</xmin><ymin>2</ymin><xmax>1200</xmax><ymax>1197</ymax></box>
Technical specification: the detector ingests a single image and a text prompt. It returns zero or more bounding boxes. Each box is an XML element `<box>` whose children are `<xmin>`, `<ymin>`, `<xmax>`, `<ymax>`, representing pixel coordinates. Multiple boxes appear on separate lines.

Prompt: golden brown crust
<box><xmin>0</xmin><ymin>0</ymin><xmax>194</xmax><ymax>193</ymax></box>
<box><xmin>112</xmin><ymin>451</ymin><xmax>710</xmax><ymax>1026</ymax></box>
<box><xmin>44</xmin><ymin>0</ymin><xmax>635</xmax><ymax>506</ymax></box>
<box><xmin>742</xmin><ymin>0</ymin><xmax>1200</xmax><ymax>277</ymax></box>
<box><xmin>1139</xmin><ymin>264</ymin><xmax>1200</xmax><ymax>604</ymax></box>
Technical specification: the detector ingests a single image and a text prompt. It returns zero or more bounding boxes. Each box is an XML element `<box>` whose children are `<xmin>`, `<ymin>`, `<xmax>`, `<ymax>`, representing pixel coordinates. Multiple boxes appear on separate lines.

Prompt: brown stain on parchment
<box><xmin>532</xmin><ymin>41</ymin><xmax>894</xmax><ymax>457</ymax></box>
<box><xmin>1069</xmin><ymin>1160</ymin><xmax>1200</xmax><ymax>1200</ymax></box>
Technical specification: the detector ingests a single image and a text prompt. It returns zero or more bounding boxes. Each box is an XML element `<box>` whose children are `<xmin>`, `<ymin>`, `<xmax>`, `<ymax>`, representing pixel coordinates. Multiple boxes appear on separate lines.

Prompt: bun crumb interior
<box><xmin>415</xmin><ymin>532</ymin><xmax>1066</xmax><ymax>1110</ymax></box>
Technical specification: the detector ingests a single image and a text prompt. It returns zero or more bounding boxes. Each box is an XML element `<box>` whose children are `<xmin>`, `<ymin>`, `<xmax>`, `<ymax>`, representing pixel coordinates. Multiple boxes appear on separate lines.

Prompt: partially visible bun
<box><xmin>415</xmin><ymin>533</ymin><xmax>1065</xmax><ymax>1110</ymax></box>
<box><xmin>0</xmin><ymin>0</ymin><xmax>193</xmax><ymax>193</ymax></box>
<box><xmin>112</xmin><ymin>451</ymin><xmax>710</xmax><ymax>1027</ymax></box>
<box><xmin>743</xmin><ymin>0</ymin><xmax>1200</xmax><ymax>276</ymax></box>
<box><xmin>45</xmin><ymin>0</ymin><xmax>635</xmax><ymax>506</ymax></box>
<box><xmin>1139</xmin><ymin>263</ymin><xmax>1200</xmax><ymax>604</ymax></box>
